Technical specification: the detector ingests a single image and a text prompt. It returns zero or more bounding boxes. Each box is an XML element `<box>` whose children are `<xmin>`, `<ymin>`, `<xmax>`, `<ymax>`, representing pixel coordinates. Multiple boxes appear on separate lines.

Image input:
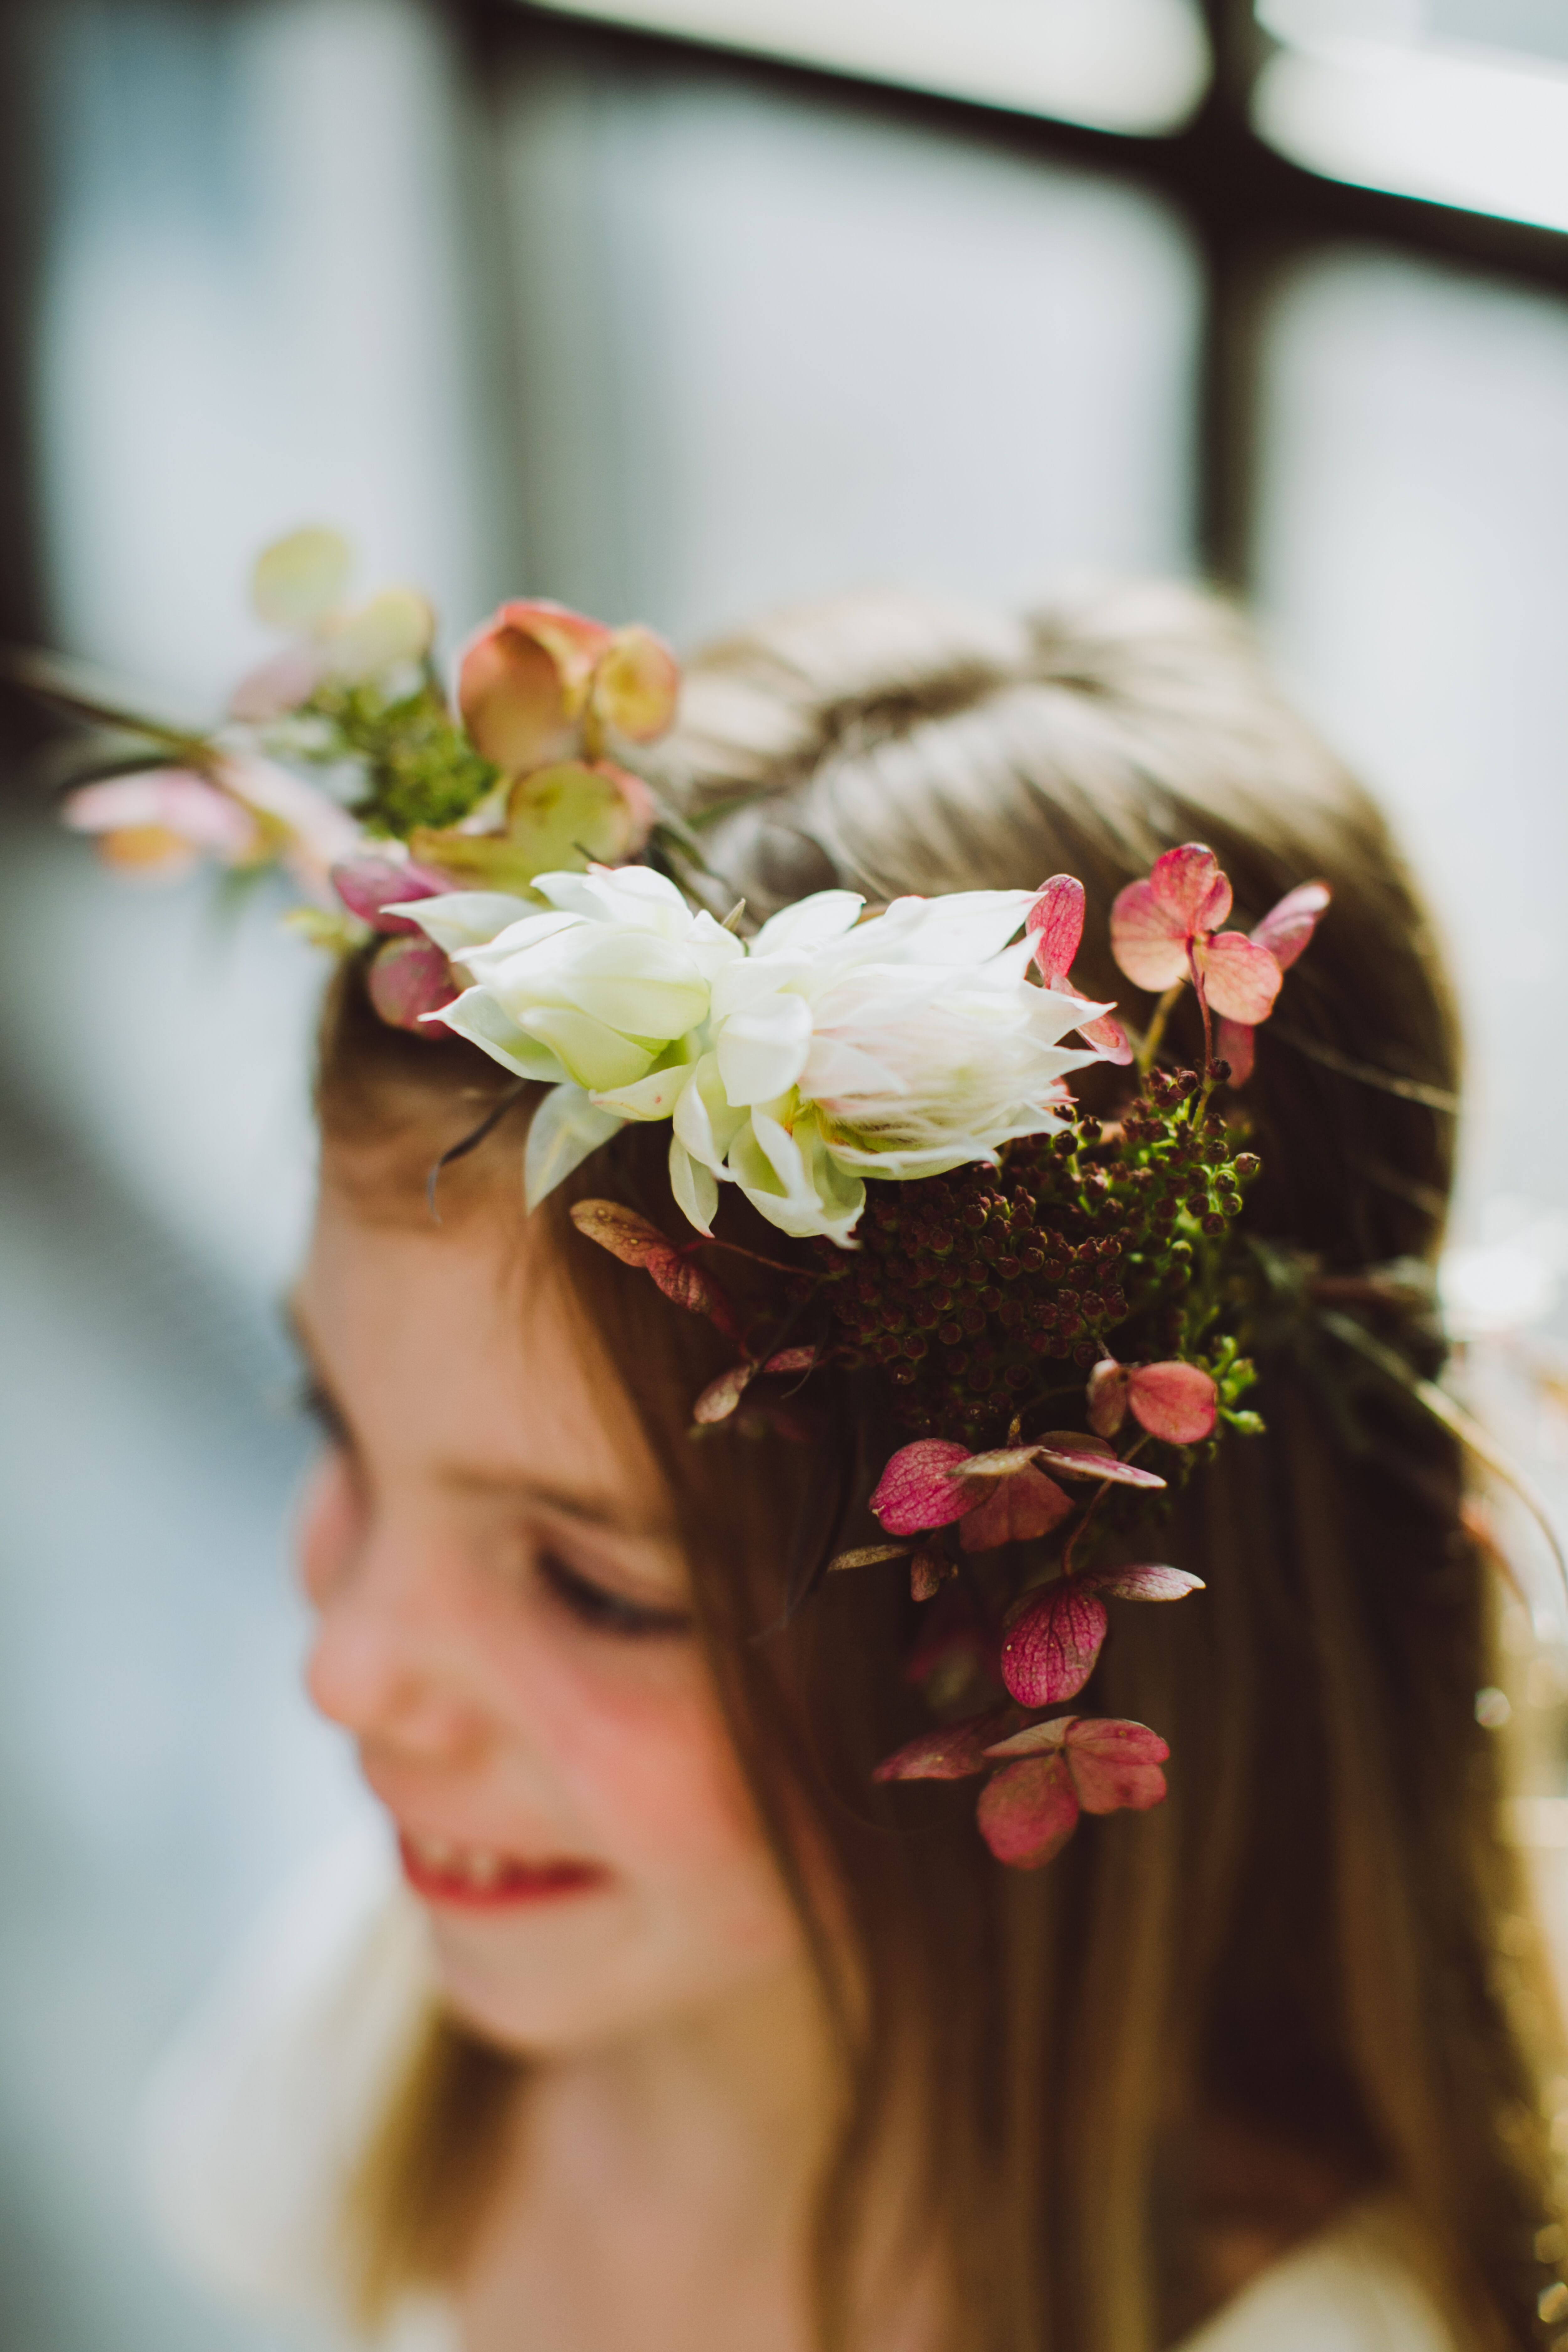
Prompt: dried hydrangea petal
<box><xmin>976</xmin><ymin>1753</ymin><xmax>1080</xmax><ymax>1867</ymax></box>
<box><xmin>999</xmin><ymin>1582</ymin><xmax>1109</xmax><ymax>1707</ymax></box>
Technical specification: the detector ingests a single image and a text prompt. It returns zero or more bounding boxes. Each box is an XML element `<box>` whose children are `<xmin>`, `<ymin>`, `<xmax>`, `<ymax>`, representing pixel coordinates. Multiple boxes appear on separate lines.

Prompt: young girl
<box><xmin>104</xmin><ymin>569</ymin><xmax>1565</xmax><ymax>2352</ymax></box>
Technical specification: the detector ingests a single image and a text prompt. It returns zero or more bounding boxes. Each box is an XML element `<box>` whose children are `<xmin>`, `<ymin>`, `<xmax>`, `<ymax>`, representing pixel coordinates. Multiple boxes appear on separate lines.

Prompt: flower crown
<box><xmin>52</xmin><ymin>534</ymin><xmax>1339</xmax><ymax>1872</ymax></box>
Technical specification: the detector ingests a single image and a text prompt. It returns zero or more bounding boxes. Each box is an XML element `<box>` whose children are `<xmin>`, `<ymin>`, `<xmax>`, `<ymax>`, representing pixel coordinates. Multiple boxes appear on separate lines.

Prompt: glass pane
<box><xmin>1253</xmin><ymin>246</ymin><xmax>1568</xmax><ymax>1331</ymax></box>
<box><xmin>520</xmin><ymin>0</ymin><xmax>1210</xmax><ymax>135</ymax></box>
<box><xmin>495</xmin><ymin>40</ymin><xmax>1202</xmax><ymax>644</ymax></box>
<box><xmin>1256</xmin><ymin>1</ymin><xmax>1568</xmax><ymax>232</ymax></box>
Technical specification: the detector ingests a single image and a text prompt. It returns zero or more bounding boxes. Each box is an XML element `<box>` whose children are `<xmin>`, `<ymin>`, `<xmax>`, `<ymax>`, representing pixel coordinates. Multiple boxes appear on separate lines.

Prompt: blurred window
<box><xmin>515</xmin><ymin>0</ymin><xmax>1212</xmax><ymax>134</ymax></box>
<box><xmin>1256</xmin><ymin>0</ymin><xmax>1568</xmax><ymax>231</ymax></box>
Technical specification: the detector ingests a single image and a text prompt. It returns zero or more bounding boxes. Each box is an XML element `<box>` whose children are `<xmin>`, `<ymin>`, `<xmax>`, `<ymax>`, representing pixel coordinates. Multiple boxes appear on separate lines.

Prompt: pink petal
<box><xmin>981</xmin><ymin>1716</ymin><xmax>1071</xmax><ymax>1760</ymax></box>
<box><xmin>332</xmin><ymin>855</ymin><xmax>452</xmax><ymax>935</ymax></box>
<box><xmin>1026</xmin><ymin>874</ymin><xmax>1084</xmax><ymax>984</ymax></box>
<box><xmin>1080</xmin><ymin>1565</ymin><xmax>1205</xmax><ymax>1602</ymax></box>
<box><xmin>220</xmin><ymin>753</ymin><xmax>360</xmax><ymax>898</ymax></box>
<box><xmin>1030</xmin><ymin>1433</ymin><xmax>1167</xmax><ymax>1492</ymax></box>
<box><xmin>457</xmin><ymin>600</ymin><xmax>612</xmax><ymax>774</ymax></box>
<box><xmin>1109</xmin><ymin>877</ymin><xmax>1190</xmax><ymax>992</ymax></box>
<box><xmin>1077</xmin><ymin>1009</ymin><xmax>1134</xmax><ymax>1065</ymax></box>
<box><xmin>366</xmin><ymin>936</ymin><xmax>458</xmax><ymax>1032</ymax></box>
<box><xmin>872</xmin><ymin>1708</ymin><xmax>1009</xmax><ymax>1783</ymax></box>
<box><xmin>999</xmin><ymin>1582</ymin><xmax>1109</xmax><ymax>1706</ymax></box>
<box><xmin>960</xmin><ymin>1465</ymin><xmax>1074</xmax><ymax>1552</ymax></box>
<box><xmin>1197</xmin><ymin>931</ymin><xmax>1282</xmax><ymax>1025</ymax></box>
<box><xmin>1148</xmin><ymin>843</ymin><xmax>1231</xmax><ymax>935</ymax></box>
<box><xmin>870</xmin><ymin>1439</ymin><xmax>976</xmax><ymax>1537</ymax></box>
<box><xmin>1214</xmin><ymin>1016</ymin><xmax>1255</xmax><ymax>1085</ymax></box>
<box><xmin>692</xmin><ymin>1361</ymin><xmax>755</xmax><ymax>1424</ymax></box>
<box><xmin>1126</xmin><ymin>1361</ymin><xmax>1218</xmax><ymax>1444</ymax></box>
<box><xmin>1062</xmin><ymin>1716</ymin><xmax>1170</xmax><ymax>1814</ymax></box>
<box><xmin>1086</xmin><ymin>1360</ymin><xmax>1129</xmax><ymax>1438</ymax></box>
<box><xmin>1253</xmin><ymin>879</ymin><xmax>1330</xmax><ymax>971</ymax></box>
<box><xmin>228</xmin><ymin>641</ymin><xmax>327</xmax><ymax>722</ymax></box>
<box><xmin>63</xmin><ymin>770</ymin><xmax>259</xmax><ymax>859</ymax></box>
<box><xmin>590</xmin><ymin>624</ymin><xmax>680</xmax><ymax>744</ymax></box>
<box><xmin>762</xmin><ymin>1345</ymin><xmax>816</xmax><ymax>1375</ymax></box>
<box><xmin>976</xmin><ymin>1753</ymin><xmax>1081</xmax><ymax>1867</ymax></box>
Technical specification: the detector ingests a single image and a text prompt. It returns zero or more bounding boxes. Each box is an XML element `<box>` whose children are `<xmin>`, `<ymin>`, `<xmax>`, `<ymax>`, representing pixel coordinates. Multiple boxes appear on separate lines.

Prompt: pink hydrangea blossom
<box><xmin>1213</xmin><ymin>880</ymin><xmax>1331</xmax><ymax>1084</ymax></box>
<box><xmin>1110</xmin><ymin>844</ymin><xmax>1283</xmax><ymax>1027</ymax></box>
<box><xmin>975</xmin><ymin>1716</ymin><xmax>1169</xmax><ymax>1867</ymax></box>
<box><xmin>1086</xmin><ymin>1357</ymin><xmax>1218</xmax><ymax>1444</ymax></box>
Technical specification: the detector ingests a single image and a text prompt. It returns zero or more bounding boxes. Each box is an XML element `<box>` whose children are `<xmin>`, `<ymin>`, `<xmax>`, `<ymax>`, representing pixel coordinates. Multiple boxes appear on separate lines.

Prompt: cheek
<box><xmin>487</xmin><ymin>1611</ymin><xmax>768</xmax><ymax>1881</ymax></box>
<box><xmin>295</xmin><ymin>1451</ymin><xmax>363</xmax><ymax>1608</ymax></box>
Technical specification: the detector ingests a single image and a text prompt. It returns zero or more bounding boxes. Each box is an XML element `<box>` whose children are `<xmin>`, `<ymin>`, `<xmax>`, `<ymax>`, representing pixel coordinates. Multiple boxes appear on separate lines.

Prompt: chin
<box><xmin>424</xmin><ymin>1894</ymin><xmax>805</xmax><ymax>2056</ymax></box>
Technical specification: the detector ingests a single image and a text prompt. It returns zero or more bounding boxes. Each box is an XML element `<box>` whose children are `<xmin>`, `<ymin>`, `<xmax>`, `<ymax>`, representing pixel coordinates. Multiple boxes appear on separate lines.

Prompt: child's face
<box><xmin>293</xmin><ymin>1173</ymin><xmax>807</xmax><ymax>2053</ymax></box>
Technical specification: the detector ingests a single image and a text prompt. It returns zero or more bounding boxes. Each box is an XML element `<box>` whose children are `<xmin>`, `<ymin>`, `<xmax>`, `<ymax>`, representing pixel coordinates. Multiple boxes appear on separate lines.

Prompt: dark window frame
<box><xmin>476</xmin><ymin>0</ymin><xmax>1568</xmax><ymax>585</ymax></box>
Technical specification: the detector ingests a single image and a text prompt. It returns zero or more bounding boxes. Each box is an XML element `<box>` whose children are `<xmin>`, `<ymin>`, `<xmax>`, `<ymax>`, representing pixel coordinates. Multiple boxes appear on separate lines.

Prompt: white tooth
<box><xmin>468</xmin><ymin>1849</ymin><xmax>502</xmax><ymax>1888</ymax></box>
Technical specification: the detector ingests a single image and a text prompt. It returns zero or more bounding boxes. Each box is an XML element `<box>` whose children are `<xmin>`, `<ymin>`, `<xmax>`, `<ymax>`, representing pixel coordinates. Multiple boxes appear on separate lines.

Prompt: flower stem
<box><xmin>1136</xmin><ymin>983</ymin><xmax>1185</xmax><ymax>1078</ymax></box>
<box><xmin>1062</xmin><ymin>1483</ymin><xmax>1108</xmax><ymax>1576</ymax></box>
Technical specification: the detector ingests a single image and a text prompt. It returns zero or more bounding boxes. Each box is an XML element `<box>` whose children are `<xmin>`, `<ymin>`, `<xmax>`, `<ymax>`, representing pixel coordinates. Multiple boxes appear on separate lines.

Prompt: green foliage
<box><xmin>297</xmin><ymin>675</ymin><xmax>500</xmax><ymax>839</ymax></box>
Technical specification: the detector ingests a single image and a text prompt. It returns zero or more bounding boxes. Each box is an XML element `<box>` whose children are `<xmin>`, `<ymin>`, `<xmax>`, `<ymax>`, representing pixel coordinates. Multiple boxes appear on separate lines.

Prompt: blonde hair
<box><xmin>324</xmin><ymin>578</ymin><xmax>1565</xmax><ymax>2350</ymax></box>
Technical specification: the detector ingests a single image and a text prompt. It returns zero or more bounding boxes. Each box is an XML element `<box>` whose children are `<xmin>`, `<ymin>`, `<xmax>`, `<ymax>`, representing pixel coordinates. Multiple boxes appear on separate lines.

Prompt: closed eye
<box><xmin>536</xmin><ymin>1548</ymin><xmax>693</xmax><ymax>1641</ymax></box>
<box><xmin>298</xmin><ymin>1375</ymin><xmax>352</xmax><ymax>1453</ymax></box>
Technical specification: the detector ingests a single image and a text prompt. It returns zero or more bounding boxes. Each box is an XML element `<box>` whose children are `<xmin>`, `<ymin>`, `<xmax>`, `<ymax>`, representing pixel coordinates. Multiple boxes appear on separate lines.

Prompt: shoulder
<box><xmin>1177</xmin><ymin>2202</ymin><xmax>1459</xmax><ymax>2352</ymax></box>
<box><xmin>138</xmin><ymin>1821</ymin><xmax>440</xmax><ymax>2335</ymax></box>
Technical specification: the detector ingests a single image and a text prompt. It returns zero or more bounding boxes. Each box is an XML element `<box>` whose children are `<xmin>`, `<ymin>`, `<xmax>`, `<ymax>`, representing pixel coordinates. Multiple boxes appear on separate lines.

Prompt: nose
<box><xmin>298</xmin><ymin>1459</ymin><xmax>489</xmax><ymax>1763</ymax></box>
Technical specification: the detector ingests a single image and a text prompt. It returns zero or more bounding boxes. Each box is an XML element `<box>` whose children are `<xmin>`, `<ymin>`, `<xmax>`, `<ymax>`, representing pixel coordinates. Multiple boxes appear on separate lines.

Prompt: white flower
<box><xmin>397</xmin><ymin>865</ymin><xmax>743</xmax><ymax>1204</ymax></box>
<box><xmin>398</xmin><ymin>870</ymin><xmax>1110</xmax><ymax>1240</ymax></box>
<box><xmin>686</xmin><ymin>889</ymin><xmax>1104</xmax><ymax>1242</ymax></box>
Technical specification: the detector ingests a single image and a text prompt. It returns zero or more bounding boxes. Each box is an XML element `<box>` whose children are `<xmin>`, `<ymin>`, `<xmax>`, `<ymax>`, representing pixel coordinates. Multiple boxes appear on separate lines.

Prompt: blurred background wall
<box><xmin>0</xmin><ymin>2</ymin><xmax>1566</xmax><ymax>2344</ymax></box>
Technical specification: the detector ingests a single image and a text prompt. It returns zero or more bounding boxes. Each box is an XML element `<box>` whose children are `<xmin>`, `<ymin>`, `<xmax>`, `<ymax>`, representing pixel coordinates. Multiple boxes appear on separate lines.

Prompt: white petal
<box><xmin>524</xmin><ymin>1084</ymin><xmax>624</xmax><ymax>1209</ymax></box>
<box><xmin>460</xmin><ymin>910</ymin><xmax>580</xmax><ymax>976</ymax></box>
<box><xmin>434</xmin><ymin>988</ymin><xmax>566</xmax><ymax>1081</ymax></box>
<box><xmin>748</xmin><ymin>889</ymin><xmax>864</xmax><ymax>958</ymax></box>
<box><xmin>686</xmin><ymin>910</ymin><xmax>747</xmax><ymax>979</ymax></box>
<box><xmin>859</xmin><ymin>889</ymin><xmax>1034</xmax><ymax>966</ymax></box>
<box><xmin>800</xmin><ymin>1033</ymin><xmax>908</xmax><ymax>1101</ymax></box>
<box><xmin>731</xmin><ymin>1110</ymin><xmax>864</xmax><ymax>1243</ymax></box>
<box><xmin>533</xmin><ymin>863</ymin><xmax>692</xmax><ymax>934</ymax></box>
<box><xmin>709</xmin><ymin>953</ymin><xmax>812</xmax><ymax>1022</ymax></box>
<box><xmin>520</xmin><ymin>1007</ymin><xmax>654</xmax><ymax>1092</ymax></box>
<box><xmin>396</xmin><ymin>891</ymin><xmax>543</xmax><ymax>953</ymax></box>
<box><xmin>673</xmin><ymin>1052</ymin><xmax>749</xmax><ymax>1171</ymax></box>
<box><xmin>669</xmin><ymin>1136</ymin><xmax>719</xmax><ymax>1236</ymax></box>
<box><xmin>716</xmin><ymin>993</ymin><xmax>813</xmax><ymax>1106</ymax></box>
<box><xmin>591</xmin><ymin>1062</ymin><xmax>694</xmax><ymax>1121</ymax></box>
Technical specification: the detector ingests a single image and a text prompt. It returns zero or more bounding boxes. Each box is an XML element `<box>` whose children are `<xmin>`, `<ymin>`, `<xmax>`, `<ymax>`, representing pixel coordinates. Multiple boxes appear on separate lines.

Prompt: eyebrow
<box><xmin>284</xmin><ymin>1297</ymin><xmax>675</xmax><ymax>1541</ymax></box>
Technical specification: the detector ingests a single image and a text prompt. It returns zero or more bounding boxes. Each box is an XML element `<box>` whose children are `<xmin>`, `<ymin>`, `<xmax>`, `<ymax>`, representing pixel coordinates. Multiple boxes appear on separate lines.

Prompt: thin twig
<box><xmin>1269</xmin><ymin>1027</ymin><xmax>1461</xmax><ymax>1115</ymax></box>
<box><xmin>425</xmin><ymin>1080</ymin><xmax>530</xmax><ymax>1222</ymax></box>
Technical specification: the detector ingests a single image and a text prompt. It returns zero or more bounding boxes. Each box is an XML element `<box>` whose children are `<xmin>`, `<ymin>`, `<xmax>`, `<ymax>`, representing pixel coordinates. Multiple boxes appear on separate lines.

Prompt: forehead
<box><xmin>298</xmin><ymin>1175</ymin><xmax>662</xmax><ymax>1503</ymax></box>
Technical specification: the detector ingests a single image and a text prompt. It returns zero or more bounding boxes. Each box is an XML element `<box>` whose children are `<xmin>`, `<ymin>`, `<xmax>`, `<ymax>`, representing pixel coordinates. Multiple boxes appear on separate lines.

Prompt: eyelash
<box><xmin>536</xmin><ymin>1548</ymin><xmax>692</xmax><ymax>1642</ymax></box>
<box><xmin>298</xmin><ymin>1376</ymin><xmax>351</xmax><ymax>1451</ymax></box>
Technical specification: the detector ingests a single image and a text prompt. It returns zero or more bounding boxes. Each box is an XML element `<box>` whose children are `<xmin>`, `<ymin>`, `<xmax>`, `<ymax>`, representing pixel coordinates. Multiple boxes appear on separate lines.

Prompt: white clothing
<box><xmin>139</xmin><ymin>1826</ymin><xmax>1458</xmax><ymax>2352</ymax></box>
